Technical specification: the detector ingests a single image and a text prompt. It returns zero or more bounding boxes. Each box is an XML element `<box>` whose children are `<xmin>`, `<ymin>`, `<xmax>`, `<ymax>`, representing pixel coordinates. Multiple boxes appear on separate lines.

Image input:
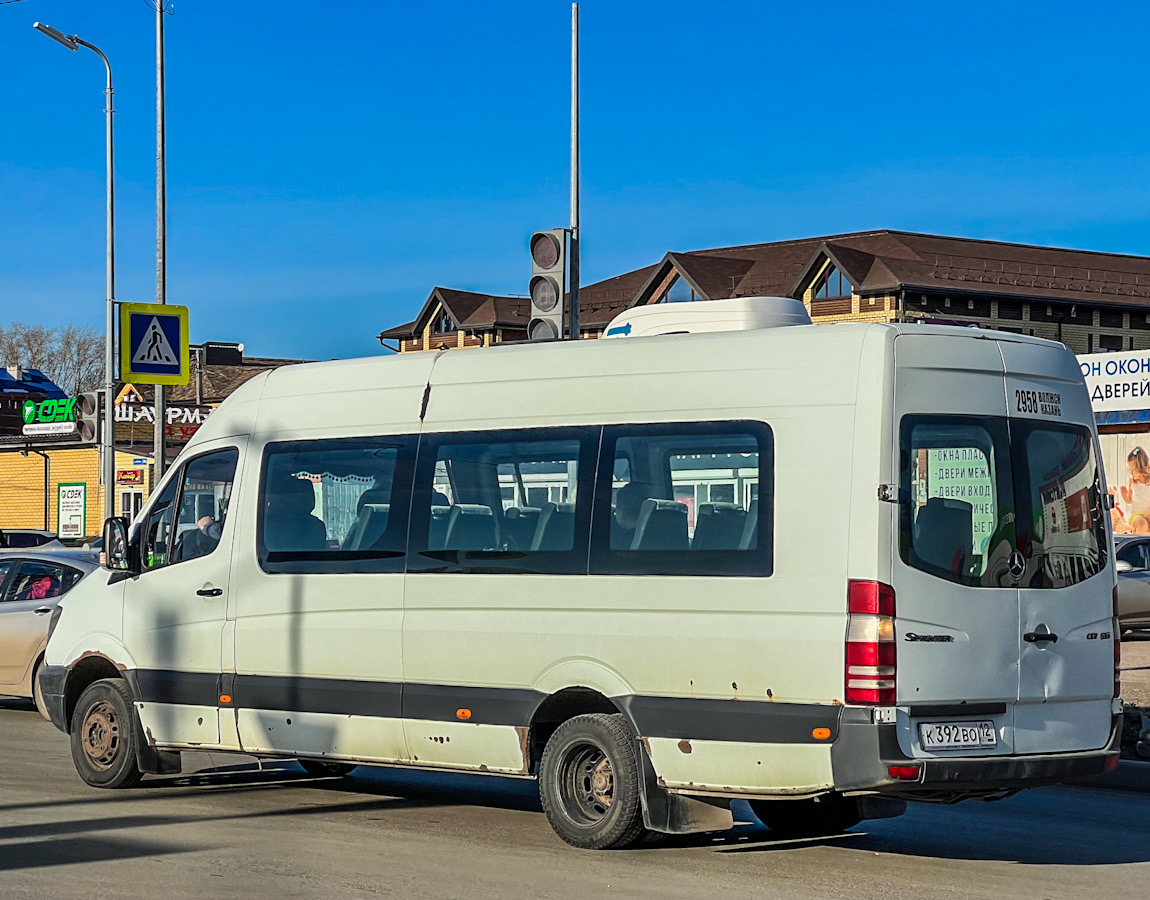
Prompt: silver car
<box><xmin>1114</xmin><ymin>536</ymin><xmax>1150</xmax><ymax>632</ymax></box>
<box><xmin>0</xmin><ymin>550</ymin><xmax>98</xmax><ymax>718</ymax></box>
<box><xmin>0</xmin><ymin>529</ymin><xmax>65</xmax><ymax>550</ymax></box>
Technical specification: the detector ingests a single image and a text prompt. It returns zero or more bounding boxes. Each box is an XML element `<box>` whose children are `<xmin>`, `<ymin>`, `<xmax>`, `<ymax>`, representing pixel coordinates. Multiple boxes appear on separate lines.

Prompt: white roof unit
<box><xmin>601</xmin><ymin>296</ymin><xmax>812</xmax><ymax>339</ymax></box>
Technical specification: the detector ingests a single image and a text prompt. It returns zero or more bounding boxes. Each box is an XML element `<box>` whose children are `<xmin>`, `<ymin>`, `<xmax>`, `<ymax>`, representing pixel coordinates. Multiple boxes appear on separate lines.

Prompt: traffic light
<box><xmin>529</xmin><ymin>229</ymin><xmax>567</xmax><ymax>341</ymax></box>
<box><xmin>76</xmin><ymin>392</ymin><xmax>99</xmax><ymax>444</ymax></box>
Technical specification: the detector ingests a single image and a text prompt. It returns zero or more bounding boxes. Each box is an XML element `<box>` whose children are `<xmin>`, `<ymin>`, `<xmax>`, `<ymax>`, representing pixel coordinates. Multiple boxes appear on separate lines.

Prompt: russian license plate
<box><xmin>918</xmin><ymin>720</ymin><xmax>997</xmax><ymax>751</ymax></box>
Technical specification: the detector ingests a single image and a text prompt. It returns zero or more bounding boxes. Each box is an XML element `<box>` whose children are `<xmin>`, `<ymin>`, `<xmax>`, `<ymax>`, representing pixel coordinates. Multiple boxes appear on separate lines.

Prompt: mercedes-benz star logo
<box><xmin>1008</xmin><ymin>550</ymin><xmax>1026</xmax><ymax>581</ymax></box>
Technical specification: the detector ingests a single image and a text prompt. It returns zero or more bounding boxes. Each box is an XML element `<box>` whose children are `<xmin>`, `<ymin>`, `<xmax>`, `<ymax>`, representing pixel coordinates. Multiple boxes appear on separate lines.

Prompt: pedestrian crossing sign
<box><xmin>119</xmin><ymin>302</ymin><xmax>190</xmax><ymax>385</ymax></box>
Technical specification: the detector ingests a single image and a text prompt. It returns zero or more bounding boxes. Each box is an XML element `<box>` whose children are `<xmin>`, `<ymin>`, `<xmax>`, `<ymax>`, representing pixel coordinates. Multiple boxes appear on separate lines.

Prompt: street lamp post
<box><xmin>34</xmin><ymin>23</ymin><xmax>117</xmax><ymax>525</ymax></box>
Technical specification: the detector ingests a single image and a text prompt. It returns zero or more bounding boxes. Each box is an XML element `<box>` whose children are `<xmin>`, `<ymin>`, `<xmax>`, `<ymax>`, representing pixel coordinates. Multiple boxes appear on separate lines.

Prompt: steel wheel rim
<box><xmin>81</xmin><ymin>699</ymin><xmax>122</xmax><ymax>770</ymax></box>
<box><xmin>556</xmin><ymin>740</ymin><xmax>614</xmax><ymax>827</ymax></box>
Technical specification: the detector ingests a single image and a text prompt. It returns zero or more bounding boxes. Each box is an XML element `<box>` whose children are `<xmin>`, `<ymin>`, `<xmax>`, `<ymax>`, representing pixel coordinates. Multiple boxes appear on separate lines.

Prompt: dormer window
<box><xmin>432</xmin><ymin>308</ymin><xmax>457</xmax><ymax>334</ymax></box>
<box><xmin>656</xmin><ymin>276</ymin><xmax>697</xmax><ymax>303</ymax></box>
<box><xmin>813</xmin><ymin>265</ymin><xmax>852</xmax><ymax>300</ymax></box>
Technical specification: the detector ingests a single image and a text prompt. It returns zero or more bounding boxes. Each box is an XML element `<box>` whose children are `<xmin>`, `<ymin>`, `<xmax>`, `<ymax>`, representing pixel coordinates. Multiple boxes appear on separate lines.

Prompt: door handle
<box><xmin>33</xmin><ymin>607</ymin><xmax>52</xmax><ymax>616</ymax></box>
<box><xmin>1023</xmin><ymin>631</ymin><xmax>1058</xmax><ymax>644</ymax></box>
<box><xmin>196</xmin><ymin>587</ymin><xmax>223</xmax><ymax>597</ymax></box>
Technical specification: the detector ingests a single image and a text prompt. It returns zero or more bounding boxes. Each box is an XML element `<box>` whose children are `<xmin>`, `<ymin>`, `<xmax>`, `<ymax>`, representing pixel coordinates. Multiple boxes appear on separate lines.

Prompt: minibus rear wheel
<box><xmin>69</xmin><ymin>679</ymin><xmax>144</xmax><ymax>789</ymax></box>
<box><xmin>538</xmin><ymin>713</ymin><xmax>647</xmax><ymax>850</ymax></box>
<box><xmin>749</xmin><ymin>794</ymin><xmax>861</xmax><ymax>838</ymax></box>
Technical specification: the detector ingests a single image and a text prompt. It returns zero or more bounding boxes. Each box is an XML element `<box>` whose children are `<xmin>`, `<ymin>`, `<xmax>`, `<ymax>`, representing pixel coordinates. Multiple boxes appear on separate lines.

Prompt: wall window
<box><xmin>591</xmin><ymin>422</ymin><xmax>773</xmax><ymax>576</ymax></box>
<box><xmin>813</xmin><ymin>265</ymin><xmax>851</xmax><ymax>300</ymax></box>
<box><xmin>1099</xmin><ymin>334</ymin><xmax>1124</xmax><ymax>352</ymax></box>
<box><xmin>258</xmin><ymin>437</ymin><xmax>415</xmax><ymax>574</ymax></box>
<box><xmin>409</xmin><ymin>428</ymin><xmax>596</xmax><ymax>574</ymax></box>
<box><xmin>432</xmin><ymin>308</ymin><xmax>457</xmax><ymax>334</ymax></box>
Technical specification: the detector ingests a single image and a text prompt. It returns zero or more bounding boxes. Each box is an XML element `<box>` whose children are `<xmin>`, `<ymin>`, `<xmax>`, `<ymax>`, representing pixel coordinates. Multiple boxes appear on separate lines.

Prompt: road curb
<box><xmin>1079</xmin><ymin>760</ymin><xmax>1150</xmax><ymax>793</ymax></box>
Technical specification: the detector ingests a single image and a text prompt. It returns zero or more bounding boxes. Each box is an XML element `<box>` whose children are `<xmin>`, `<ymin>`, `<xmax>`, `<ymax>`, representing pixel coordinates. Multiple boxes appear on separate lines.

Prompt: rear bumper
<box><xmin>38</xmin><ymin>665</ymin><xmax>69</xmax><ymax>734</ymax></box>
<box><xmin>831</xmin><ymin>707</ymin><xmax>1122</xmax><ymax>798</ymax></box>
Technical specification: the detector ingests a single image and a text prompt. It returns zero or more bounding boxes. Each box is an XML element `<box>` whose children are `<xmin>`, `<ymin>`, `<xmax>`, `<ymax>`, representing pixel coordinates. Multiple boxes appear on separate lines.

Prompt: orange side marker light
<box><xmin>456</xmin><ymin>708</ymin><xmax>472</xmax><ymax>720</ymax></box>
<box><xmin>812</xmin><ymin>727</ymin><xmax>831</xmax><ymax>740</ymax></box>
<box><xmin>219</xmin><ymin>695</ymin><xmax>232</xmax><ymax>704</ymax></box>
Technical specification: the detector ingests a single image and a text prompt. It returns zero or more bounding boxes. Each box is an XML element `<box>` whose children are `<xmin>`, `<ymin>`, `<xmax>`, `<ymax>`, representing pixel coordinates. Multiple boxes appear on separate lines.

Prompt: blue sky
<box><xmin>4</xmin><ymin>0</ymin><xmax>1150</xmax><ymax>360</ymax></box>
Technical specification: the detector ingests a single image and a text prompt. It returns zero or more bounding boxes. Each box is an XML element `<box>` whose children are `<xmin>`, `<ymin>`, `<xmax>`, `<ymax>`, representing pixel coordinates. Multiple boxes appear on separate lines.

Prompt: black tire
<box><xmin>298</xmin><ymin>759</ymin><xmax>356</xmax><ymax>777</ymax></box>
<box><xmin>750</xmin><ymin>794</ymin><xmax>861</xmax><ymax>838</ymax></box>
<box><xmin>31</xmin><ymin>659</ymin><xmax>51</xmax><ymax>721</ymax></box>
<box><xmin>69</xmin><ymin>679</ymin><xmax>144</xmax><ymax>789</ymax></box>
<box><xmin>538</xmin><ymin>713</ymin><xmax>647</xmax><ymax>850</ymax></box>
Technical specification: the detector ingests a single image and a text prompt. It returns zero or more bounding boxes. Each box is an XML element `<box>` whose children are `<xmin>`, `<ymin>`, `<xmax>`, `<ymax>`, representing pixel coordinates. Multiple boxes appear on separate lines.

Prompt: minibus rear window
<box><xmin>900</xmin><ymin>416</ymin><xmax>1016</xmax><ymax>588</ymax></box>
<box><xmin>1014</xmin><ymin>421</ymin><xmax>1107</xmax><ymax>588</ymax></box>
<box><xmin>900</xmin><ymin>416</ymin><xmax>1107</xmax><ymax>588</ymax></box>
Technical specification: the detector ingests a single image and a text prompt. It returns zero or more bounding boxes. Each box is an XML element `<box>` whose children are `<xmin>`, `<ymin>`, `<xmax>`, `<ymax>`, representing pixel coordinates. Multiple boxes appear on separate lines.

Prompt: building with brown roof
<box><xmin>379</xmin><ymin>229</ymin><xmax>1150</xmax><ymax>355</ymax></box>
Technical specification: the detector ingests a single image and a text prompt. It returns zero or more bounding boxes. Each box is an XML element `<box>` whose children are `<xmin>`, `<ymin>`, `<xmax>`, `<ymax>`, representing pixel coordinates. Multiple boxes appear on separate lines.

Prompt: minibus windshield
<box><xmin>900</xmin><ymin>415</ymin><xmax>1106</xmax><ymax>589</ymax></box>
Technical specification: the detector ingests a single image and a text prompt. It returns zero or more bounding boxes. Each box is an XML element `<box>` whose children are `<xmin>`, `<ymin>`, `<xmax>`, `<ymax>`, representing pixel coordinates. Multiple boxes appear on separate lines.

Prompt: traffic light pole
<box><xmin>153</xmin><ymin>1</ymin><xmax>168</xmax><ymax>480</ymax></box>
<box><xmin>569</xmin><ymin>2</ymin><xmax>580</xmax><ymax>341</ymax></box>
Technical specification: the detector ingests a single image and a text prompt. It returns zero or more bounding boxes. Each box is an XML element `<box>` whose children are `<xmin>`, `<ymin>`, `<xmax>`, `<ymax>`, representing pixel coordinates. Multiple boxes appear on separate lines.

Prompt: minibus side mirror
<box><xmin>103</xmin><ymin>517</ymin><xmax>135</xmax><ymax>573</ymax></box>
<box><xmin>1115</xmin><ymin>560</ymin><xmax>1134</xmax><ymax>575</ymax></box>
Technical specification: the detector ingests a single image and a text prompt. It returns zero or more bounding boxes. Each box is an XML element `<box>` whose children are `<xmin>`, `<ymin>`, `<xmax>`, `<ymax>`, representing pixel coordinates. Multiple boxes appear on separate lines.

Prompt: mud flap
<box><xmin>133</xmin><ymin>715</ymin><xmax>182</xmax><ymax>775</ymax></box>
<box><xmin>636</xmin><ymin>739</ymin><xmax>733</xmax><ymax>835</ymax></box>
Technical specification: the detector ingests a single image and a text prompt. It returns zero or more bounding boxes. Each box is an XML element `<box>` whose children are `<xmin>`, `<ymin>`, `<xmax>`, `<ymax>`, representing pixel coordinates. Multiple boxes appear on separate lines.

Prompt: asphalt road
<box><xmin>1</xmin><ymin>700</ymin><xmax>1149</xmax><ymax>900</ymax></box>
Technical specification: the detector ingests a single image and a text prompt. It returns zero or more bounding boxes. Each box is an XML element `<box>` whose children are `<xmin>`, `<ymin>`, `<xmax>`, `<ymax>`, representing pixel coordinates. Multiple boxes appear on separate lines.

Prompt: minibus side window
<box><xmin>141</xmin><ymin>476</ymin><xmax>179</xmax><ymax>570</ymax></box>
<box><xmin>408</xmin><ymin>427</ymin><xmax>597</xmax><ymax>575</ymax></box>
<box><xmin>168</xmin><ymin>449</ymin><xmax>239</xmax><ymax>565</ymax></box>
<box><xmin>590</xmin><ymin>421</ymin><xmax>773</xmax><ymax>577</ymax></box>
<box><xmin>257</xmin><ymin>436</ymin><xmax>416</xmax><ymax>575</ymax></box>
<box><xmin>899</xmin><ymin>416</ymin><xmax>1016</xmax><ymax>588</ymax></box>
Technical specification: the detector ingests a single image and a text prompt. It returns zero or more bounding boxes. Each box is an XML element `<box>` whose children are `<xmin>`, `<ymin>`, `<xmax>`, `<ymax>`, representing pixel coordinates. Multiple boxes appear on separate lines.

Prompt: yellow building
<box><xmin>0</xmin><ymin>447</ymin><xmax>154</xmax><ymax>537</ymax></box>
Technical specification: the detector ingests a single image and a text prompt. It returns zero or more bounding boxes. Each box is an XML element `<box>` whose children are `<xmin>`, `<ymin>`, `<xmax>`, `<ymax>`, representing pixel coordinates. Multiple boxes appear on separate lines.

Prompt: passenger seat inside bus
<box><xmin>691</xmin><ymin>502</ymin><xmax>746</xmax><ymax>550</ymax></box>
<box><xmin>342</xmin><ymin>489</ymin><xmax>390</xmax><ymax>550</ymax></box>
<box><xmin>531</xmin><ymin>502</ymin><xmax>575</xmax><ymax>551</ymax></box>
<box><xmin>264</xmin><ymin>475</ymin><xmax>328</xmax><ymax>551</ymax></box>
<box><xmin>502</xmin><ymin>507</ymin><xmax>541</xmax><ymax>550</ymax></box>
<box><xmin>443</xmin><ymin>503</ymin><xmax>497</xmax><ymax>551</ymax></box>
<box><xmin>913</xmin><ymin>497</ymin><xmax>973</xmax><ymax>576</ymax></box>
<box><xmin>631</xmin><ymin>499</ymin><xmax>689</xmax><ymax>551</ymax></box>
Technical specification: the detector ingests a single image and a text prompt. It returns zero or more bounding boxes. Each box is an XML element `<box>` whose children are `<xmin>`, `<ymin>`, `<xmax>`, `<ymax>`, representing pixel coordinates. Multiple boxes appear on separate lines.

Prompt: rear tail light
<box><xmin>888</xmin><ymin>765</ymin><xmax>922</xmax><ymax>781</ymax></box>
<box><xmin>1114</xmin><ymin>585</ymin><xmax>1122</xmax><ymax>699</ymax></box>
<box><xmin>846</xmin><ymin>580</ymin><xmax>896</xmax><ymax>705</ymax></box>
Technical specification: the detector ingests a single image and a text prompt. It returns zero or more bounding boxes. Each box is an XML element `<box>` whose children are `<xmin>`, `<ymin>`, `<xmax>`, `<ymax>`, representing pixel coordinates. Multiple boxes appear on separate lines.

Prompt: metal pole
<box><xmin>569</xmin><ymin>2</ymin><xmax>580</xmax><ymax>341</ymax></box>
<box><xmin>73</xmin><ymin>38</ymin><xmax>116</xmax><ymax>524</ymax></box>
<box><xmin>153</xmin><ymin>2</ymin><xmax>168</xmax><ymax>478</ymax></box>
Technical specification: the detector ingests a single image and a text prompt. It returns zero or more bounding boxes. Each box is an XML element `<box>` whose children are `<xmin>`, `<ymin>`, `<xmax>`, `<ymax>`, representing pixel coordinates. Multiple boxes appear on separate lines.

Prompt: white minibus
<box><xmin>40</xmin><ymin>300</ymin><xmax>1121</xmax><ymax>849</ymax></box>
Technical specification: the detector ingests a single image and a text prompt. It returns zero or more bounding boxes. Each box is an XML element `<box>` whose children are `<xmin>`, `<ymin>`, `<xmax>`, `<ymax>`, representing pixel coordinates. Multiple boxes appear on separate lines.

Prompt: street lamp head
<box><xmin>33</xmin><ymin>22</ymin><xmax>79</xmax><ymax>51</ymax></box>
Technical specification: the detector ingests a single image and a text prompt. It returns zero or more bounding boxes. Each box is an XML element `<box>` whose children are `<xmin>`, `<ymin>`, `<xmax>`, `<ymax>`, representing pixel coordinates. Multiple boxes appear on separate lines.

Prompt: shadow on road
<box><xmin>5</xmin><ymin>753</ymin><xmax>1150</xmax><ymax>869</ymax></box>
<box><xmin>0</xmin><ymin>835</ymin><xmax>205</xmax><ymax>872</ymax></box>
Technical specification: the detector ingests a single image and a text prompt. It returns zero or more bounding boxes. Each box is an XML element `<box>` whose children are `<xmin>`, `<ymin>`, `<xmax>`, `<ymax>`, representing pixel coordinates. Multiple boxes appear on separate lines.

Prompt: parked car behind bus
<box><xmin>0</xmin><ymin>550</ymin><xmax>97</xmax><ymax>718</ymax></box>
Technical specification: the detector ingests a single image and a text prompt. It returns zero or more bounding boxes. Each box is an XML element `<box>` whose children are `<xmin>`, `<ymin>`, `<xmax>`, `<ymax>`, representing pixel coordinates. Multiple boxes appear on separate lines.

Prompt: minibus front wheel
<box><xmin>69</xmin><ymin>679</ymin><xmax>144</xmax><ymax>789</ymax></box>
<box><xmin>538</xmin><ymin>713</ymin><xmax>647</xmax><ymax>850</ymax></box>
